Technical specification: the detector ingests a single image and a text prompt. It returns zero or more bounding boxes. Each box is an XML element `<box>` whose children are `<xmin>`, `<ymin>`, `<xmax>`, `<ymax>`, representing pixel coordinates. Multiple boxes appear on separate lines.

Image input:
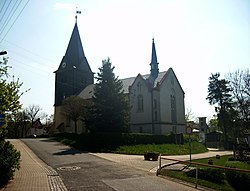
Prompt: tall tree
<box><xmin>206</xmin><ymin>73</ymin><xmax>232</xmax><ymax>148</ymax></box>
<box><xmin>227</xmin><ymin>69</ymin><xmax>250</xmax><ymax>132</ymax></box>
<box><xmin>61</xmin><ymin>96</ymin><xmax>87</xmax><ymax>134</ymax></box>
<box><xmin>89</xmin><ymin>58</ymin><xmax>130</xmax><ymax>133</ymax></box>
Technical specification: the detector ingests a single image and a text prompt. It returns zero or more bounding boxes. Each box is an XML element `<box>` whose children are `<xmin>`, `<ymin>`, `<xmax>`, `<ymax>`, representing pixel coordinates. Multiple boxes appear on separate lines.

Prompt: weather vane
<box><xmin>75</xmin><ymin>7</ymin><xmax>81</xmax><ymax>23</ymax></box>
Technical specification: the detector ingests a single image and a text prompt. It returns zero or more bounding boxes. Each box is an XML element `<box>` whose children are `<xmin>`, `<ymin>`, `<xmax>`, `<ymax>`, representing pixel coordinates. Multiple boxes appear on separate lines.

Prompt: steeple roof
<box><xmin>57</xmin><ymin>22</ymin><xmax>92</xmax><ymax>73</ymax></box>
<box><xmin>148</xmin><ymin>38</ymin><xmax>159</xmax><ymax>85</ymax></box>
<box><xmin>151</xmin><ymin>38</ymin><xmax>158</xmax><ymax>64</ymax></box>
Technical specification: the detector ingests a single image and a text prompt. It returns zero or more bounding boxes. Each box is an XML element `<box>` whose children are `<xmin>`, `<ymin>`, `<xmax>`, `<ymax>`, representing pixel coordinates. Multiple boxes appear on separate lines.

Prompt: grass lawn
<box><xmin>112</xmin><ymin>142</ymin><xmax>208</xmax><ymax>155</ymax></box>
<box><xmin>51</xmin><ymin>134</ymin><xmax>208</xmax><ymax>155</ymax></box>
<box><xmin>159</xmin><ymin>155</ymin><xmax>250</xmax><ymax>191</ymax></box>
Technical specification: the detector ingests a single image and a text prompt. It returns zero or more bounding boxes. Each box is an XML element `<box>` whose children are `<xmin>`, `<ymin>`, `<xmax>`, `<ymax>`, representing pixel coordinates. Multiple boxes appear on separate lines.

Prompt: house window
<box><xmin>137</xmin><ymin>95</ymin><xmax>144</xmax><ymax>112</ymax></box>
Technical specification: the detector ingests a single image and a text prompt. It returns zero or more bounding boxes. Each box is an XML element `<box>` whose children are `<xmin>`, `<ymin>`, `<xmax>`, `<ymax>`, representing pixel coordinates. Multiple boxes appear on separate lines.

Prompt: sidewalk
<box><xmin>92</xmin><ymin>149</ymin><xmax>233</xmax><ymax>173</ymax></box>
<box><xmin>1</xmin><ymin>139</ymin><xmax>67</xmax><ymax>191</ymax></box>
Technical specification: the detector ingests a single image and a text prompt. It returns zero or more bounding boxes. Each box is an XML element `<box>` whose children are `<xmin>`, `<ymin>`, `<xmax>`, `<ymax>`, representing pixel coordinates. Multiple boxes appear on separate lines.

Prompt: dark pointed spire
<box><xmin>54</xmin><ymin>19</ymin><xmax>94</xmax><ymax>106</ymax></box>
<box><xmin>149</xmin><ymin>38</ymin><xmax>159</xmax><ymax>83</ymax></box>
<box><xmin>61</xmin><ymin>22</ymin><xmax>92</xmax><ymax>73</ymax></box>
<box><xmin>151</xmin><ymin>38</ymin><xmax>158</xmax><ymax>64</ymax></box>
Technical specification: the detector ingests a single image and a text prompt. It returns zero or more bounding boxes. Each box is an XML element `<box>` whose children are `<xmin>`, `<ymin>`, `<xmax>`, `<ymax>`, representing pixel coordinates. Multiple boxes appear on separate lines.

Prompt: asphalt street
<box><xmin>21</xmin><ymin>138</ymin><xmax>199</xmax><ymax>191</ymax></box>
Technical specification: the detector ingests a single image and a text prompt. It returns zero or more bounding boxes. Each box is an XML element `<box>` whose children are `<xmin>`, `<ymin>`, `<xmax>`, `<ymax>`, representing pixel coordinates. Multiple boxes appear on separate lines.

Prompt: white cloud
<box><xmin>53</xmin><ymin>2</ymin><xmax>76</xmax><ymax>12</ymax></box>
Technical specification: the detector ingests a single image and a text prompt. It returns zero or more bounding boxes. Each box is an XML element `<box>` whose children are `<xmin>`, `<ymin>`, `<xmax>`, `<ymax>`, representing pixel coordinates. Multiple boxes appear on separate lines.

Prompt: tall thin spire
<box><xmin>151</xmin><ymin>38</ymin><xmax>158</xmax><ymax>64</ymax></box>
<box><xmin>149</xmin><ymin>38</ymin><xmax>159</xmax><ymax>83</ymax></box>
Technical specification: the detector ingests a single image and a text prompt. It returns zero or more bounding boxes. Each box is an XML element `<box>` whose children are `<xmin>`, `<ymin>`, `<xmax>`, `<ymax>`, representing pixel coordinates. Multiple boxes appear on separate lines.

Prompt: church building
<box><xmin>53</xmin><ymin>19</ymin><xmax>186</xmax><ymax>134</ymax></box>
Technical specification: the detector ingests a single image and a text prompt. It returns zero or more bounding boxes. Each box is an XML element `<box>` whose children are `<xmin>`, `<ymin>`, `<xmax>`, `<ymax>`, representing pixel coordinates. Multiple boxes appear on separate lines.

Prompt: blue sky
<box><xmin>0</xmin><ymin>0</ymin><xmax>249</xmax><ymax>121</ymax></box>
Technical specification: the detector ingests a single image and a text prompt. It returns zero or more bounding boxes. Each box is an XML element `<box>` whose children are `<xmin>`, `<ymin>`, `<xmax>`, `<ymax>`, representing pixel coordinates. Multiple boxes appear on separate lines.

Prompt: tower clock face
<box><xmin>62</xmin><ymin>62</ymin><xmax>66</xmax><ymax>68</ymax></box>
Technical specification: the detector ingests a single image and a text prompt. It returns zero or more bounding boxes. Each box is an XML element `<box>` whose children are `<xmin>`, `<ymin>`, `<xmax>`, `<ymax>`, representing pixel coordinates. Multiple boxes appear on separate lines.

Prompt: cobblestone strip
<box><xmin>48</xmin><ymin>176</ymin><xmax>67</xmax><ymax>191</ymax></box>
<box><xmin>19</xmin><ymin>140</ymin><xmax>68</xmax><ymax>191</ymax></box>
<box><xmin>37</xmin><ymin>160</ymin><xmax>68</xmax><ymax>191</ymax></box>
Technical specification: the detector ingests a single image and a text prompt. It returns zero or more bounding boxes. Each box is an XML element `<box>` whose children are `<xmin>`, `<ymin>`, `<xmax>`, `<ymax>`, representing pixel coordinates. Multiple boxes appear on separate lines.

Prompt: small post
<box><xmin>189</xmin><ymin>134</ymin><xmax>192</xmax><ymax>162</ymax></box>
<box><xmin>157</xmin><ymin>154</ymin><xmax>161</xmax><ymax>176</ymax></box>
<box><xmin>195</xmin><ymin>166</ymin><xmax>198</xmax><ymax>188</ymax></box>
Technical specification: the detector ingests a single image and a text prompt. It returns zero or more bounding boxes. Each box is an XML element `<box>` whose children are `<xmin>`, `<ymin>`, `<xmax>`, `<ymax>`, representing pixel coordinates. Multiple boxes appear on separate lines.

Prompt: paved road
<box><xmin>22</xmin><ymin>138</ymin><xmax>199</xmax><ymax>191</ymax></box>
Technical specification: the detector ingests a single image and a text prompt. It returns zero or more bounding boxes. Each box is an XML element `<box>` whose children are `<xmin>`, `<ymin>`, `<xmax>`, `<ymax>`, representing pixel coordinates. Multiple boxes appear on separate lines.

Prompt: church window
<box><xmin>171</xmin><ymin>92</ymin><xmax>177</xmax><ymax>124</ymax></box>
<box><xmin>137</xmin><ymin>82</ymin><xmax>142</xmax><ymax>92</ymax></box>
<box><xmin>154</xmin><ymin>111</ymin><xmax>157</xmax><ymax>121</ymax></box>
<box><xmin>154</xmin><ymin>99</ymin><xmax>157</xmax><ymax>109</ymax></box>
<box><xmin>61</xmin><ymin>77</ymin><xmax>67</xmax><ymax>83</ymax></box>
<box><xmin>171</xmin><ymin>75</ymin><xmax>174</xmax><ymax>85</ymax></box>
<box><xmin>172</xmin><ymin>126</ymin><xmax>177</xmax><ymax>134</ymax></box>
<box><xmin>139</xmin><ymin>126</ymin><xmax>143</xmax><ymax>133</ymax></box>
<box><xmin>137</xmin><ymin>95</ymin><xmax>144</xmax><ymax>112</ymax></box>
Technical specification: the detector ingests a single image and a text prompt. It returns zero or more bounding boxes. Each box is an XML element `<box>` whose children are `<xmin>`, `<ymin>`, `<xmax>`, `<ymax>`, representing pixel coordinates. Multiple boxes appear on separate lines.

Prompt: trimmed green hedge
<box><xmin>225</xmin><ymin>161</ymin><xmax>250</xmax><ymax>191</ymax></box>
<box><xmin>186</xmin><ymin>168</ymin><xmax>225</xmax><ymax>184</ymax></box>
<box><xmin>0</xmin><ymin>141</ymin><xmax>20</xmax><ymax>187</ymax></box>
<box><xmin>52</xmin><ymin>132</ymin><xmax>184</xmax><ymax>151</ymax></box>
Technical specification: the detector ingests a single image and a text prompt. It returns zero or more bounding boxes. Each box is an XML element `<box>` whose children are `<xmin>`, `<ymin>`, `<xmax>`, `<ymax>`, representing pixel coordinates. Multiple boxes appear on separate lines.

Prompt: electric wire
<box><xmin>0</xmin><ymin>0</ymin><xmax>7</xmax><ymax>17</ymax></box>
<box><xmin>0</xmin><ymin>0</ymin><xmax>30</xmax><ymax>44</ymax></box>
<box><xmin>0</xmin><ymin>0</ymin><xmax>11</xmax><ymax>24</ymax></box>
<box><xmin>0</xmin><ymin>0</ymin><xmax>22</xmax><ymax>36</ymax></box>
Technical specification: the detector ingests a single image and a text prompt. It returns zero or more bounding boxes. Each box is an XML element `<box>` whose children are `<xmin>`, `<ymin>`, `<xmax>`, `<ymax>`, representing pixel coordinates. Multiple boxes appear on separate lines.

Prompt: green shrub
<box><xmin>225</xmin><ymin>161</ymin><xmax>250</xmax><ymax>190</ymax></box>
<box><xmin>186</xmin><ymin>168</ymin><xmax>225</xmax><ymax>183</ymax></box>
<box><xmin>52</xmin><ymin>132</ymin><xmax>179</xmax><ymax>148</ymax></box>
<box><xmin>0</xmin><ymin>141</ymin><xmax>21</xmax><ymax>187</ymax></box>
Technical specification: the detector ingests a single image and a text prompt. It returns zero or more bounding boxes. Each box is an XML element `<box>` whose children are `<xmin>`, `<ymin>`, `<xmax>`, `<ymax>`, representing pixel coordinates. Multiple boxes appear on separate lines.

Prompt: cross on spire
<box><xmin>75</xmin><ymin>7</ymin><xmax>81</xmax><ymax>23</ymax></box>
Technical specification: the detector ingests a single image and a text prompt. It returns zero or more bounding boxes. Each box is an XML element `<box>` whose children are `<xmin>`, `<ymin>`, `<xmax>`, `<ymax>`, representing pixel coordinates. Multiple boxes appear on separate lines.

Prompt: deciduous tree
<box><xmin>227</xmin><ymin>69</ymin><xmax>250</xmax><ymax>132</ymax></box>
<box><xmin>61</xmin><ymin>96</ymin><xmax>87</xmax><ymax>134</ymax></box>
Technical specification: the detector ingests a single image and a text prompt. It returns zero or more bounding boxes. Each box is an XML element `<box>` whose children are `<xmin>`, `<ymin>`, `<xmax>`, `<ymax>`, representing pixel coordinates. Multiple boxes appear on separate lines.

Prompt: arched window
<box><xmin>170</xmin><ymin>89</ymin><xmax>177</xmax><ymax>124</ymax></box>
<box><xmin>137</xmin><ymin>95</ymin><xmax>144</xmax><ymax>112</ymax></box>
<box><xmin>137</xmin><ymin>82</ymin><xmax>142</xmax><ymax>92</ymax></box>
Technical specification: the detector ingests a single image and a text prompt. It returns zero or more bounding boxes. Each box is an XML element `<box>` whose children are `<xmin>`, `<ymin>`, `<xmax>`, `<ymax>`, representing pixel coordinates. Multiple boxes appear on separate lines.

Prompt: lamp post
<box><xmin>186</xmin><ymin>125</ymin><xmax>192</xmax><ymax>162</ymax></box>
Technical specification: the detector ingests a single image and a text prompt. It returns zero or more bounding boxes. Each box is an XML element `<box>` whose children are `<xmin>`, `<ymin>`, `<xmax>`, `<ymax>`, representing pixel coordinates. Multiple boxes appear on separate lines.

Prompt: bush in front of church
<box><xmin>0</xmin><ymin>140</ymin><xmax>20</xmax><ymax>187</ymax></box>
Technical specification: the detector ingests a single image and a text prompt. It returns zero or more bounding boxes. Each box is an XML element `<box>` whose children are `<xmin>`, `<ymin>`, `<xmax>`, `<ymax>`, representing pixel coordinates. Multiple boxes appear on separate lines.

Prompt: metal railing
<box><xmin>157</xmin><ymin>154</ymin><xmax>250</xmax><ymax>188</ymax></box>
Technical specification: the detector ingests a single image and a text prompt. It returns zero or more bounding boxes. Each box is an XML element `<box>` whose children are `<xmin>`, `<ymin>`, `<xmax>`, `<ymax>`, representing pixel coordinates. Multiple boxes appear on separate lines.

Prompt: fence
<box><xmin>157</xmin><ymin>155</ymin><xmax>250</xmax><ymax>188</ymax></box>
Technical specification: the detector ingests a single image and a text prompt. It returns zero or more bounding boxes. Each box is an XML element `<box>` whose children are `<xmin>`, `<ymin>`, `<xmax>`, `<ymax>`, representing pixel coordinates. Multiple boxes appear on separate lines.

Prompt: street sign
<box><xmin>0</xmin><ymin>114</ymin><xmax>6</xmax><ymax>126</ymax></box>
<box><xmin>186</xmin><ymin>126</ymin><xmax>192</xmax><ymax>134</ymax></box>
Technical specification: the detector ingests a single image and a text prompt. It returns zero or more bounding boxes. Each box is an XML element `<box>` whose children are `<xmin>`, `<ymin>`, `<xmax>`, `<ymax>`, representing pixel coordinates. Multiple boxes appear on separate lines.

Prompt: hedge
<box><xmin>52</xmin><ymin>132</ymin><xmax>184</xmax><ymax>151</ymax></box>
<box><xmin>0</xmin><ymin>141</ymin><xmax>20</xmax><ymax>187</ymax></box>
<box><xmin>186</xmin><ymin>168</ymin><xmax>225</xmax><ymax>184</ymax></box>
<box><xmin>225</xmin><ymin>161</ymin><xmax>250</xmax><ymax>191</ymax></box>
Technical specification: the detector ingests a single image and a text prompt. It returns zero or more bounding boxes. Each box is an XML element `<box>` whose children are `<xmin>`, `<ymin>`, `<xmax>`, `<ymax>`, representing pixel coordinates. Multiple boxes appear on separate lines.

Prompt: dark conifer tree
<box><xmin>90</xmin><ymin>58</ymin><xmax>130</xmax><ymax>132</ymax></box>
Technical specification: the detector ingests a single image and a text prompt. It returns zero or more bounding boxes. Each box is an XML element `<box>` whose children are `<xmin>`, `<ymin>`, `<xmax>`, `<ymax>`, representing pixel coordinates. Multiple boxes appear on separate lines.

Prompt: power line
<box><xmin>0</xmin><ymin>0</ymin><xmax>11</xmax><ymax>24</ymax></box>
<box><xmin>0</xmin><ymin>0</ymin><xmax>22</xmax><ymax>36</ymax></box>
<box><xmin>2</xmin><ymin>39</ymin><xmax>57</xmax><ymax>65</ymax></box>
<box><xmin>0</xmin><ymin>0</ymin><xmax>30</xmax><ymax>44</ymax></box>
<box><xmin>0</xmin><ymin>0</ymin><xmax>7</xmax><ymax>17</ymax></box>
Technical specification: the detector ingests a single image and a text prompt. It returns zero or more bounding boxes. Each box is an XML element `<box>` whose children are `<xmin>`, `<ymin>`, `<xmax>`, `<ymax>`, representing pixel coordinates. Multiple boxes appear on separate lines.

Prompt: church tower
<box><xmin>54</xmin><ymin>18</ymin><xmax>94</xmax><ymax>107</ymax></box>
<box><xmin>148</xmin><ymin>38</ymin><xmax>159</xmax><ymax>85</ymax></box>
